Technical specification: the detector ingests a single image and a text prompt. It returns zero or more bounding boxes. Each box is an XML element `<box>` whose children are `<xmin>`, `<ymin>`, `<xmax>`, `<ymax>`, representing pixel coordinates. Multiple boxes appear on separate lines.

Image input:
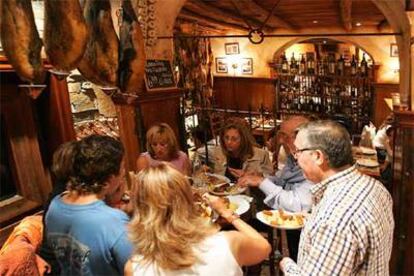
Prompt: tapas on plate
<box><xmin>256</xmin><ymin>209</ymin><xmax>305</xmax><ymax>229</ymax></box>
<box><xmin>208</xmin><ymin>182</ymin><xmax>247</xmax><ymax>196</ymax></box>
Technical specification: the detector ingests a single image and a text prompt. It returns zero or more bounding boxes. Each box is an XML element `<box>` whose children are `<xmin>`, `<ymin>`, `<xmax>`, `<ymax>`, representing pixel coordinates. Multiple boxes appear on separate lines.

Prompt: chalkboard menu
<box><xmin>144</xmin><ymin>59</ymin><xmax>176</xmax><ymax>91</ymax></box>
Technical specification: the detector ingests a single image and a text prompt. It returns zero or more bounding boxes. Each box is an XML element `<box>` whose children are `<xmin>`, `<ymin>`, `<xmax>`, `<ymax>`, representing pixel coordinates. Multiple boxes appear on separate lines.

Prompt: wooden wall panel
<box><xmin>373</xmin><ymin>83</ymin><xmax>399</xmax><ymax>127</ymax></box>
<box><xmin>213</xmin><ymin>76</ymin><xmax>276</xmax><ymax>112</ymax></box>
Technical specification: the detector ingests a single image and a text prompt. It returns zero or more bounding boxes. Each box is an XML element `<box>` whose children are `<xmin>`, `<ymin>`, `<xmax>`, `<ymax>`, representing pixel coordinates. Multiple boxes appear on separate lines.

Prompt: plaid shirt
<box><xmin>283</xmin><ymin>166</ymin><xmax>394</xmax><ymax>275</ymax></box>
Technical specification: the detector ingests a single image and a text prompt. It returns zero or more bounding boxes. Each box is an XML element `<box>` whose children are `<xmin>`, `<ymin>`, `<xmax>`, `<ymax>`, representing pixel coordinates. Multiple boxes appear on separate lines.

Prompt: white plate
<box><xmin>359</xmin><ymin>147</ymin><xmax>377</xmax><ymax>155</ymax></box>
<box><xmin>226</xmin><ymin>195</ymin><xmax>250</xmax><ymax>215</ymax></box>
<box><xmin>204</xmin><ymin>173</ymin><xmax>230</xmax><ymax>186</ymax></box>
<box><xmin>256</xmin><ymin>210</ymin><xmax>305</xmax><ymax>229</ymax></box>
<box><xmin>357</xmin><ymin>159</ymin><xmax>380</xmax><ymax>168</ymax></box>
<box><xmin>208</xmin><ymin>183</ymin><xmax>247</xmax><ymax>196</ymax></box>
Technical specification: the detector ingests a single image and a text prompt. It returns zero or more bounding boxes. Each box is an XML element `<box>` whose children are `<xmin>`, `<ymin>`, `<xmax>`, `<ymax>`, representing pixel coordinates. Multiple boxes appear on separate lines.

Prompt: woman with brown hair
<box><xmin>136</xmin><ymin>123</ymin><xmax>191</xmax><ymax>175</ymax></box>
<box><xmin>213</xmin><ymin>121</ymin><xmax>273</xmax><ymax>182</ymax></box>
<box><xmin>125</xmin><ymin>163</ymin><xmax>270</xmax><ymax>275</ymax></box>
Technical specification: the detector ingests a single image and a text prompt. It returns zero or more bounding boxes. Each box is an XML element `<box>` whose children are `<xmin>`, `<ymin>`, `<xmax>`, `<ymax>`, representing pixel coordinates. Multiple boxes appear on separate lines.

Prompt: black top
<box><xmin>225</xmin><ymin>156</ymin><xmax>243</xmax><ymax>182</ymax></box>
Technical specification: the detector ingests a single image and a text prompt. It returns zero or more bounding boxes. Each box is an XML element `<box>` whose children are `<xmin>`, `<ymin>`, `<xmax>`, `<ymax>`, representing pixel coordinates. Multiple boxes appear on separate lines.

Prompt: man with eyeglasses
<box><xmin>237</xmin><ymin>115</ymin><xmax>312</xmax><ymax>261</ymax></box>
<box><xmin>280</xmin><ymin>120</ymin><xmax>394</xmax><ymax>275</ymax></box>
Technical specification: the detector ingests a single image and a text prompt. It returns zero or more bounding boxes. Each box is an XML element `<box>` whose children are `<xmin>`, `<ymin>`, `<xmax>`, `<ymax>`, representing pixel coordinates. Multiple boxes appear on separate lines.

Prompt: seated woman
<box><xmin>125</xmin><ymin>164</ymin><xmax>271</xmax><ymax>275</ymax></box>
<box><xmin>136</xmin><ymin>123</ymin><xmax>191</xmax><ymax>175</ymax></box>
<box><xmin>213</xmin><ymin>121</ymin><xmax>273</xmax><ymax>182</ymax></box>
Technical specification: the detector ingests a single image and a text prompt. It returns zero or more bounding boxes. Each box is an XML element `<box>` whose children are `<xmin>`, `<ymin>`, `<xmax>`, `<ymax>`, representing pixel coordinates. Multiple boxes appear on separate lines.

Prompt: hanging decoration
<box><xmin>173</xmin><ymin>29</ymin><xmax>213</xmax><ymax>109</ymax></box>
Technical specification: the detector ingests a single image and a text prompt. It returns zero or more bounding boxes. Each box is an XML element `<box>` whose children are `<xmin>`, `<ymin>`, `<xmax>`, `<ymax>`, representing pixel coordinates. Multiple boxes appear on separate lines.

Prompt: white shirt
<box><xmin>130</xmin><ymin>232</ymin><xmax>242</xmax><ymax>276</ymax></box>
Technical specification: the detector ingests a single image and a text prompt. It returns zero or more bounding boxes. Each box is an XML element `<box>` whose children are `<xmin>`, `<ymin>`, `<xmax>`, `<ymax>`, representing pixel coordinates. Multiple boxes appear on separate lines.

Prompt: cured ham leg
<box><xmin>118</xmin><ymin>0</ymin><xmax>146</xmax><ymax>94</ymax></box>
<box><xmin>0</xmin><ymin>0</ymin><xmax>44</xmax><ymax>83</ymax></box>
<box><xmin>77</xmin><ymin>0</ymin><xmax>118</xmax><ymax>87</ymax></box>
<box><xmin>44</xmin><ymin>0</ymin><xmax>89</xmax><ymax>72</ymax></box>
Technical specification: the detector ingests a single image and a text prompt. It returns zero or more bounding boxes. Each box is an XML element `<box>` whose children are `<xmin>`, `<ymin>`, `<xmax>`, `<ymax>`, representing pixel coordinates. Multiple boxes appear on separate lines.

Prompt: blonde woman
<box><xmin>125</xmin><ymin>164</ymin><xmax>271</xmax><ymax>276</ymax></box>
<box><xmin>136</xmin><ymin>123</ymin><xmax>191</xmax><ymax>175</ymax></box>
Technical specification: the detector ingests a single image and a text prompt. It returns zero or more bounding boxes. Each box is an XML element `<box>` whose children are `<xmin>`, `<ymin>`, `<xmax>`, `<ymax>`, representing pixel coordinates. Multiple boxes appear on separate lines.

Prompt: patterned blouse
<box><xmin>283</xmin><ymin>166</ymin><xmax>394</xmax><ymax>275</ymax></box>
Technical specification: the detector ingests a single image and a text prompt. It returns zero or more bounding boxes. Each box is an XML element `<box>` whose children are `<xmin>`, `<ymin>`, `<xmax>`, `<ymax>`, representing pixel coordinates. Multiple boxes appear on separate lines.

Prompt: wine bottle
<box><xmin>351</xmin><ymin>55</ymin><xmax>357</xmax><ymax>76</ymax></box>
<box><xmin>337</xmin><ymin>55</ymin><xmax>345</xmax><ymax>76</ymax></box>
<box><xmin>360</xmin><ymin>53</ymin><xmax>368</xmax><ymax>77</ymax></box>
<box><xmin>281</xmin><ymin>52</ymin><xmax>289</xmax><ymax>74</ymax></box>
<box><xmin>328</xmin><ymin>54</ymin><xmax>336</xmax><ymax>75</ymax></box>
<box><xmin>307</xmin><ymin>54</ymin><xmax>315</xmax><ymax>75</ymax></box>
<box><xmin>290</xmin><ymin>53</ymin><xmax>298</xmax><ymax>74</ymax></box>
<box><xmin>299</xmin><ymin>54</ymin><xmax>306</xmax><ymax>75</ymax></box>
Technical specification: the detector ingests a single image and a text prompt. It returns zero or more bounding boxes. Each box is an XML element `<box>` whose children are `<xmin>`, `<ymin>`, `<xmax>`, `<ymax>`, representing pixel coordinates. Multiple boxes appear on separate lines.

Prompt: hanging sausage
<box><xmin>77</xmin><ymin>0</ymin><xmax>119</xmax><ymax>87</ymax></box>
<box><xmin>118</xmin><ymin>0</ymin><xmax>146</xmax><ymax>94</ymax></box>
<box><xmin>0</xmin><ymin>0</ymin><xmax>45</xmax><ymax>83</ymax></box>
<box><xmin>44</xmin><ymin>0</ymin><xmax>89</xmax><ymax>73</ymax></box>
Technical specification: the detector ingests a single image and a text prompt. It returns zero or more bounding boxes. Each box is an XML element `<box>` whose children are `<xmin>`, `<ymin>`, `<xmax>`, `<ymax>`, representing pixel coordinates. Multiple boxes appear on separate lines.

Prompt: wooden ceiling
<box><xmin>175</xmin><ymin>0</ymin><xmax>395</xmax><ymax>35</ymax></box>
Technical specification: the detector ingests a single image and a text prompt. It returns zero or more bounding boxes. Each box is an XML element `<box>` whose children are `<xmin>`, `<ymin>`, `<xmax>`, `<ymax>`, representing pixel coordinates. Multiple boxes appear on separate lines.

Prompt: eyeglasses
<box><xmin>223</xmin><ymin>136</ymin><xmax>241</xmax><ymax>142</ymax></box>
<box><xmin>293</xmin><ymin>147</ymin><xmax>319</xmax><ymax>158</ymax></box>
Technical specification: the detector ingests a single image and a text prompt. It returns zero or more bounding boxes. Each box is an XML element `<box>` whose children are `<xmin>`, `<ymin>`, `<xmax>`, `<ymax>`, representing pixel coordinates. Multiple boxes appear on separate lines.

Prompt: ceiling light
<box><xmin>356</xmin><ymin>22</ymin><xmax>362</xmax><ymax>27</ymax></box>
<box><xmin>323</xmin><ymin>40</ymin><xmax>327</xmax><ymax>44</ymax></box>
<box><xmin>313</xmin><ymin>20</ymin><xmax>318</xmax><ymax>24</ymax></box>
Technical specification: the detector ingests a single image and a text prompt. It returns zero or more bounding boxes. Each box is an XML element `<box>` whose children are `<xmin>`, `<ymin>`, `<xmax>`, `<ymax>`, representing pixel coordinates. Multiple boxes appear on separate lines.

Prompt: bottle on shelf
<box><xmin>350</xmin><ymin>55</ymin><xmax>358</xmax><ymax>76</ymax></box>
<box><xmin>328</xmin><ymin>54</ymin><xmax>336</xmax><ymax>75</ymax></box>
<box><xmin>337</xmin><ymin>55</ymin><xmax>345</xmax><ymax>76</ymax></box>
<box><xmin>306</xmin><ymin>54</ymin><xmax>315</xmax><ymax>75</ymax></box>
<box><xmin>281</xmin><ymin>52</ymin><xmax>289</xmax><ymax>74</ymax></box>
<box><xmin>290</xmin><ymin>53</ymin><xmax>298</xmax><ymax>74</ymax></box>
<box><xmin>360</xmin><ymin>53</ymin><xmax>368</xmax><ymax>77</ymax></box>
<box><xmin>317</xmin><ymin>56</ymin><xmax>324</xmax><ymax>76</ymax></box>
<box><xmin>299</xmin><ymin>54</ymin><xmax>306</xmax><ymax>75</ymax></box>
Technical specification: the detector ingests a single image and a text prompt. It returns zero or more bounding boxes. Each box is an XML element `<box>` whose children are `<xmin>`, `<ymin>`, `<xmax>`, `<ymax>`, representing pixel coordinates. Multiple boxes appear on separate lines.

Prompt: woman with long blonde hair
<box><xmin>125</xmin><ymin>163</ymin><xmax>270</xmax><ymax>275</ymax></box>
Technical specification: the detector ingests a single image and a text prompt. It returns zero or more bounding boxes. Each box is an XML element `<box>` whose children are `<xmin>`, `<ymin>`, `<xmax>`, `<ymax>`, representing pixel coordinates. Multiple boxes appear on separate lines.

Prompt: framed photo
<box><xmin>225</xmin><ymin>42</ymin><xmax>239</xmax><ymax>55</ymax></box>
<box><xmin>390</xmin><ymin>43</ymin><xmax>398</xmax><ymax>57</ymax></box>
<box><xmin>215</xmin><ymin>57</ymin><xmax>228</xmax><ymax>73</ymax></box>
<box><xmin>241</xmin><ymin>58</ymin><xmax>253</xmax><ymax>75</ymax></box>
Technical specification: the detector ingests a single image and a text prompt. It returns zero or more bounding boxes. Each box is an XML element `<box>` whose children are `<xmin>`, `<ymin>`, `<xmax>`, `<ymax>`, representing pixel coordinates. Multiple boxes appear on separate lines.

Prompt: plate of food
<box><xmin>356</xmin><ymin>159</ymin><xmax>380</xmax><ymax>168</ymax></box>
<box><xmin>193</xmin><ymin>173</ymin><xmax>230</xmax><ymax>186</ymax></box>
<box><xmin>256</xmin><ymin>209</ymin><xmax>305</xmax><ymax>229</ymax></box>
<box><xmin>359</xmin><ymin>147</ymin><xmax>377</xmax><ymax>155</ymax></box>
<box><xmin>224</xmin><ymin>195</ymin><xmax>250</xmax><ymax>215</ymax></box>
<box><xmin>208</xmin><ymin>182</ymin><xmax>247</xmax><ymax>196</ymax></box>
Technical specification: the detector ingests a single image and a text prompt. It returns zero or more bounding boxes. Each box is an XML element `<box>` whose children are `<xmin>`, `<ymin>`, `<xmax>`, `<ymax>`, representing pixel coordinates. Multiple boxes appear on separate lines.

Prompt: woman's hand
<box><xmin>228</xmin><ymin>167</ymin><xmax>245</xmax><ymax>178</ymax></box>
<box><xmin>203</xmin><ymin>193</ymin><xmax>229</xmax><ymax>215</ymax></box>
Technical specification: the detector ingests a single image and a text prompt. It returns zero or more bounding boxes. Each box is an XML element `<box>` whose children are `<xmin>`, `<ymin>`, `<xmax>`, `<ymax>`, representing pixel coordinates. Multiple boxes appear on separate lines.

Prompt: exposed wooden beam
<box><xmin>175</xmin><ymin>19</ymin><xmax>226</xmax><ymax>35</ymax></box>
<box><xmin>178</xmin><ymin>9</ymin><xmax>249</xmax><ymax>32</ymax></box>
<box><xmin>377</xmin><ymin>19</ymin><xmax>390</xmax><ymax>32</ymax></box>
<box><xmin>185</xmin><ymin>0</ymin><xmax>248</xmax><ymax>27</ymax></box>
<box><xmin>185</xmin><ymin>0</ymin><xmax>274</xmax><ymax>32</ymax></box>
<box><xmin>339</xmin><ymin>0</ymin><xmax>353</xmax><ymax>32</ymax></box>
<box><xmin>244</xmin><ymin>0</ymin><xmax>295</xmax><ymax>30</ymax></box>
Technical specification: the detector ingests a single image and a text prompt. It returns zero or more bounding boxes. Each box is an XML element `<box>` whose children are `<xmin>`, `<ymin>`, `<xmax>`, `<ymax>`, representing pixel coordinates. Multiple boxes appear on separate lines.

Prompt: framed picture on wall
<box><xmin>241</xmin><ymin>58</ymin><xmax>253</xmax><ymax>75</ymax></box>
<box><xmin>390</xmin><ymin>43</ymin><xmax>398</xmax><ymax>57</ymax></box>
<box><xmin>215</xmin><ymin>57</ymin><xmax>228</xmax><ymax>73</ymax></box>
<box><xmin>225</xmin><ymin>42</ymin><xmax>240</xmax><ymax>55</ymax></box>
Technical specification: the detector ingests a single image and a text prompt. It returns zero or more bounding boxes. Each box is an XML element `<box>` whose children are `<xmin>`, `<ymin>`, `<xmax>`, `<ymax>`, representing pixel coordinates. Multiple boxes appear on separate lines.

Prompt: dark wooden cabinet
<box><xmin>390</xmin><ymin>110</ymin><xmax>414</xmax><ymax>275</ymax></box>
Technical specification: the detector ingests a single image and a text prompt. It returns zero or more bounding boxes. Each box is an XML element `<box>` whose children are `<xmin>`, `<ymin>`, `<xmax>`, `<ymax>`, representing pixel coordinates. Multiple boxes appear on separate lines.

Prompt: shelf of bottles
<box><xmin>272</xmin><ymin>52</ymin><xmax>374</xmax><ymax>134</ymax></box>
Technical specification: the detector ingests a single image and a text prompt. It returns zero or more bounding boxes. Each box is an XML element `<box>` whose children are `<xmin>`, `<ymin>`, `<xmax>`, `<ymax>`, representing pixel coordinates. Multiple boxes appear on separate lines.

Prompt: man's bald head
<box><xmin>278</xmin><ymin>116</ymin><xmax>310</xmax><ymax>154</ymax></box>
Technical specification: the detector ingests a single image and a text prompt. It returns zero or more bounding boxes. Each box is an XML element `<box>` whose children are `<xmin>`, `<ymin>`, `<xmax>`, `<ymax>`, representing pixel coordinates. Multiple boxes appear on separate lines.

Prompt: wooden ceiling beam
<box><xmin>185</xmin><ymin>0</ymin><xmax>274</xmax><ymax>33</ymax></box>
<box><xmin>185</xmin><ymin>0</ymin><xmax>248</xmax><ymax>27</ymax></box>
<box><xmin>339</xmin><ymin>0</ymin><xmax>353</xmax><ymax>32</ymax></box>
<box><xmin>177</xmin><ymin>9</ymin><xmax>249</xmax><ymax>32</ymax></box>
<box><xmin>377</xmin><ymin>19</ymin><xmax>390</xmax><ymax>32</ymax></box>
<box><xmin>238</xmin><ymin>0</ymin><xmax>295</xmax><ymax>30</ymax></box>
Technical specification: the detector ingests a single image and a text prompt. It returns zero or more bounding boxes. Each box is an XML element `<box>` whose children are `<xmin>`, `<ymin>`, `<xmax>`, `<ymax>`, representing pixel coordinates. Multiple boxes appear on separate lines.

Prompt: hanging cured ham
<box><xmin>118</xmin><ymin>0</ymin><xmax>146</xmax><ymax>94</ymax></box>
<box><xmin>0</xmin><ymin>0</ymin><xmax>44</xmax><ymax>83</ymax></box>
<box><xmin>77</xmin><ymin>0</ymin><xmax>119</xmax><ymax>87</ymax></box>
<box><xmin>44</xmin><ymin>0</ymin><xmax>89</xmax><ymax>72</ymax></box>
